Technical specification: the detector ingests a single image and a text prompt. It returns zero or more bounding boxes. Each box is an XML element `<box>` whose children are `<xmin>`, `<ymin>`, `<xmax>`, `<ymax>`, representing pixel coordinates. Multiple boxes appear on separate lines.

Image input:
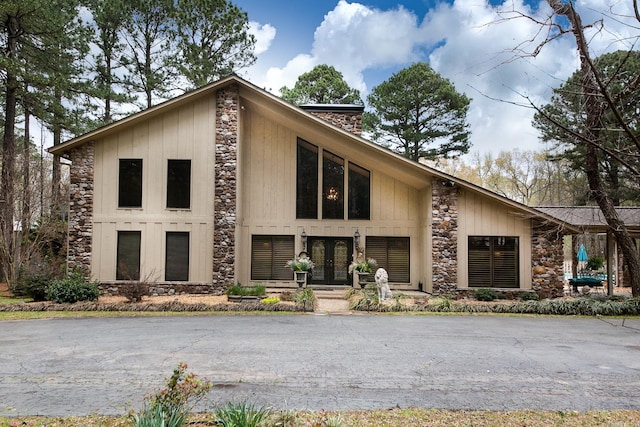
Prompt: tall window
<box><xmin>296</xmin><ymin>139</ymin><xmax>318</xmax><ymax>218</ymax></box>
<box><xmin>166</xmin><ymin>232</ymin><xmax>189</xmax><ymax>281</ymax></box>
<box><xmin>167</xmin><ymin>160</ymin><xmax>191</xmax><ymax>209</ymax></box>
<box><xmin>348</xmin><ymin>162</ymin><xmax>370</xmax><ymax>219</ymax></box>
<box><xmin>365</xmin><ymin>237</ymin><xmax>410</xmax><ymax>282</ymax></box>
<box><xmin>296</xmin><ymin>138</ymin><xmax>370</xmax><ymax>220</ymax></box>
<box><xmin>323</xmin><ymin>151</ymin><xmax>344</xmax><ymax>219</ymax></box>
<box><xmin>116</xmin><ymin>231</ymin><xmax>141</xmax><ymax>280</ymax></box>
<box><xmin>118</xmin><ymin>159</ymin><xmax>142</xmax><ymax>208</ymax></box>
<box><xmin>468</xmin><ymin>236</ymin><xmax>519</xmax><ymax>288</ymax></box>
<box><xmin>251</xmin><ymin>235</ymin><xmax>294</xmax><ymax>280</ymax></box>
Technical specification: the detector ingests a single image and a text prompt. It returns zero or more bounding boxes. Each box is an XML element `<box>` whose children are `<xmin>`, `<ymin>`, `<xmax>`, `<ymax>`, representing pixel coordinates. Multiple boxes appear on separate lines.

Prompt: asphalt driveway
<box><xmin>1</xmin><ymin>314</ymin><xmax>639</xmax><ymax>416</ymax></box>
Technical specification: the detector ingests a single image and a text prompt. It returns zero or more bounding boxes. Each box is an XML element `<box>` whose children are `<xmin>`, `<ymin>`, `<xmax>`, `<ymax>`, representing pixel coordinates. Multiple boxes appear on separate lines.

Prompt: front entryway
<box><xmin>308</xmin><ymin>237</ymin><xmax>353</xmax><ymax>285</ymax></box>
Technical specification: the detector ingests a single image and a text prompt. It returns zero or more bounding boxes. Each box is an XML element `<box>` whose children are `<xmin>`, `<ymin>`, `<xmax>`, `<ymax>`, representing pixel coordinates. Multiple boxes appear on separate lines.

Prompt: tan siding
<box><xmin>457</xmin><ymin>190</ymin><xmax>532</xmax><ymax>289</ymax></box>
<box><xmin>237</xmin><ymin>106</ymin><xmax>424</xmax><ymax>289</ymax></box>
<box><xmin>91</xmin><ymin>96</ymin><xmax>215</xmax><ymax>283</ymax></box>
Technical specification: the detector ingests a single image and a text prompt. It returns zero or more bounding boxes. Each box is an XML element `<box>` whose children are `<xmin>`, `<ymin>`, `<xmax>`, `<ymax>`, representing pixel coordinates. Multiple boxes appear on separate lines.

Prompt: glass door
<box><xmin>308</xmin><ymin>237</ymin><xmax>353</xmax><ymax>285</ymax></box>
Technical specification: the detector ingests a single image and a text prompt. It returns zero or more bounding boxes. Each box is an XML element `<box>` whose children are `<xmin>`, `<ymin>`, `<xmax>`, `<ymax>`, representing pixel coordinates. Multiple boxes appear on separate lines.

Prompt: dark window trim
<box><xmin>251</xmin><ymin>235</ymin><xmax>295</xmax><ymax>281</ymax></box>
<box><xmin>116</xmin><ymin>230</ymin><xmax>141</xmax><ymax>281</ymax></box>
<box><xmin>468</xmin><ymin>236</ymin><xmax>519</xmax><ymax>288</ymax></box>
<box><xmin>296</xmin><ymin>138</ymin><xmax>371</xmax><ymax>221</ymax></box>
<box><xmin>166</xmin><ymin>159</ymin><xmax>192</xmax><ymax>209</ymax></box>
<box><xmin>165</xmin><ymin>231</ymin><xmax>190</xmax><ymax>281</ymax></box>
<box><xmin>118</xmin><ymin>159</ymin><xmax>143</xmax><ymax>208</ymax></box>
<box><xmin>365</xmin><ymin>236</ymin><xmax>410</xmax><ymax>283</ymax></box>
<box><xmin>348</xmin><ymin>161</ymin><xmax>370</xmax><ymax>220</ymax></box>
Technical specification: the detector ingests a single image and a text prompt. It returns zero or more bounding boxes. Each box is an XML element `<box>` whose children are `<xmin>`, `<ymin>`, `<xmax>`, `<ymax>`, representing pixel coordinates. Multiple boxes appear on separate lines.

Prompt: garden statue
<box><xmin>375</xmin><ymin>268</ymin><xmax>392</xmax><ymax>301</ymax></box>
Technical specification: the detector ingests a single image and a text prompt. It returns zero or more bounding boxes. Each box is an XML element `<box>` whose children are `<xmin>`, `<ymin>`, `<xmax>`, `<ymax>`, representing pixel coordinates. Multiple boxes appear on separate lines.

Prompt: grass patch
<box><xmin>2</xmin><ymin>409</ymin><xmax>639</xmax><ymax>426</ymax></box>
<box><xmin>0</xmin><ymin>295</ymin><xmax>31</xmax><ymax>304</ymax></box>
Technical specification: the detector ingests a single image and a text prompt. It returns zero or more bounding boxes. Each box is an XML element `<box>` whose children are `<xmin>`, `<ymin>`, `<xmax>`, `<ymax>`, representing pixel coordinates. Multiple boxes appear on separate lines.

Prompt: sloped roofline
<box><xmin>49</xmin><ymin>74</ymin><xmax>573</xmax><ymax>230</ymax></box>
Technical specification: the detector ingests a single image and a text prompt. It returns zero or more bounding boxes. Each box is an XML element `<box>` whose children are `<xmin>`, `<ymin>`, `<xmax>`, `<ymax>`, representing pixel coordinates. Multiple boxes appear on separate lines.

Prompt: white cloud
<box><xmin>248</xmin><ymin>21</ymin><xmax>276</xmax><ymax>56</ymax></box>
<box><xmin>245</xmin><ymin>0</ymin><xmax>640</xmax><ymax>155</ymax></box>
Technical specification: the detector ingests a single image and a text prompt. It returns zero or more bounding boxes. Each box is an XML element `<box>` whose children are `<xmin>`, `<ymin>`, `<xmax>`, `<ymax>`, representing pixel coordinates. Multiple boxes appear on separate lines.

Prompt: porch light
<box><xmin>354</xmin><ymin>229</ymin><xmax>361</xmax><ymax>251</ymax></box>
<box><xmin>301</xmin><ymin>229</ymin><xmax>307</xmax><ymax>252</ymax></box>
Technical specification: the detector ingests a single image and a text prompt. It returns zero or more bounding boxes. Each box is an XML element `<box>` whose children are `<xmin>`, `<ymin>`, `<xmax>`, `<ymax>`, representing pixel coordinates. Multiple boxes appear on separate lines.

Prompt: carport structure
<box><xmin>537</xmin><ymin>206</ymin><xmax>640</xmax><ymax>295</ymax></box>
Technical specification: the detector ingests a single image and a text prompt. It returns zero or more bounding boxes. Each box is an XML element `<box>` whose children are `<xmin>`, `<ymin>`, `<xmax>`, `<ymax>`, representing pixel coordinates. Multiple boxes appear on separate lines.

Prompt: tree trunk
<box><xmin>1</xmin><ymin>16</ymin><xmax>19</xmax><ymax>285</ymax></box>
<box><xmin>22</xmin><ymin>106</ymin><xmax>31</xmax><ymax>233</ymax></box>
<box><xmin>548</xmin><ymin>0</ymin><xmax>640</xmax><ymax>296</ymax></box>
<box><xmin>51</xmin><ymin>89</ymin><xmax>62</xmax><ymax>218</ymax></box>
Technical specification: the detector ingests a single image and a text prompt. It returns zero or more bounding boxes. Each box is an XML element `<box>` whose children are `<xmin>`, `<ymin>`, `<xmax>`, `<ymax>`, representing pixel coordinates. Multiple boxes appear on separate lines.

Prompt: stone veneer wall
<box><xmin>531</xmin><ymin>221</ymin><xmax>565</xmax><ymax>298</ymax></box>
<box><xmin>213</xmin><ymin>84</ymin><xmax>239</xmax><ymax>290</ymax></box>
<box><xmin>307</xmin><ymin>110</ymin><xmax>363</xmax><ymax>136</ymax></box>
<box><xmin>431</xmin><ymin>178</ymin><xmax>458</xmax><ymax>294</ymax></box>
<box><xmin>68</xmin><ymin>142</ymin><xmax>95</xmax><ymax>278</ymax></box>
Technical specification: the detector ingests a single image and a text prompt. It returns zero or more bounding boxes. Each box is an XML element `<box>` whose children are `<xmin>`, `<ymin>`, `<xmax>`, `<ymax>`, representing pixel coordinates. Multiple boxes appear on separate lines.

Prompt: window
<box><xmin>348</xmin><ymin>162</ymin><xmax>370</xmax><ymax>219</ymax></box>
<box><xmin>116</xmin><ymin>231</ymin><xmax>141</xmax><ymax>280</ymax></box>
<box><xmin>468</xmin><ymin>236</ymin><xmax>519</xmax><ymax>288</ymax></box>
<box><xmin>166</xmin><ymin>232</ymin><xmax>189</xmax><ymax>281</ymax></box>
<box><xmin>167</xmin><ymin>160</ymin><xmax>191</xmax><ymax>209</ymax></box>
<box><xmin>251</xmin><ymin>235</ymin><xmax>294</xmax><ymax>280</ymax></box>
<box><xmin>296</xmin><ymin>139</ymin><xmax>318</xmax><ymax>219</ymax></box>
<box><xmin>296</xmin><ymin>138</ymin><xmax>370</xmax><ymax>220</ymax></box>
<box><xmin>365</xmin><ymin>237</ymin><xmax>410</xmax><ymax>282</ymax></box>
<box><xmin>323</xmin><ymin>151</ymin><xmax>344</xmax><ymax>219</ymax></box>
<box><xmin>118</xmin><ymin>159</ymin><xmax>142</xmax><ymax>208</ymax></box>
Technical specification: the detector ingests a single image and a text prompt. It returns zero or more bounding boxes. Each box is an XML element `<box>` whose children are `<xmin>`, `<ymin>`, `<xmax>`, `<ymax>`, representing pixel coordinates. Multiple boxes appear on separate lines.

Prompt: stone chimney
<box><xmin>300</xmin><ymin>104</ymin><xmax>364</xmax><ymax>136</ymax></box>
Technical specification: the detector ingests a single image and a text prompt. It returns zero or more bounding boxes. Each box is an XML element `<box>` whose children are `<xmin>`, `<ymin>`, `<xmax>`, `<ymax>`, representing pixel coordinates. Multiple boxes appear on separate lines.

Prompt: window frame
<box><xmin>296</xmin><ymin>139</ymin><xmax>318</xmax><ymax>219</ymax></box>
<box><xmin>296</xmin><ymin>138</ymin><xmax>371</xmax><ymax>220</ymax></box>
<box><xmin>365</xmin><ymin>236</ymin><xmax>410</xmax><ymax>283</ymax></box>
<box><xmin>322</xmin><ymin>150</ymin><xmax>345</xmax><ymax>220</ymax></box>
<box><xmin>166</xmin><ymin>159</ymin><xmax>191</xmax><ymax>209</ymax></box>
<box><xmin>468</xmin><ymin>236</ymin><xmax>519</xmax><ymax>288</ymax></box>
<box><xmin>251</xmin><ymin>235</ymin><xmax>295</xmax><ymax>281</ymax></box>
<box><xmin>165</xmin><ymin>231</ymin><xmax>190</xmax><ymax>281</ymax></box>
<box><xmin>116</xmin><ymin>231</ymin><xmax>141</xmax><ymax>280</ymax></box>
<box><xmin>348</xmin><ymin>162</ymin><xmax>370</xmax><ymax>220</ymax></box>
<box><xmin>118</xmin><ymin>159</ymin><xmax>143</xmax><ymax>208</ymax></box>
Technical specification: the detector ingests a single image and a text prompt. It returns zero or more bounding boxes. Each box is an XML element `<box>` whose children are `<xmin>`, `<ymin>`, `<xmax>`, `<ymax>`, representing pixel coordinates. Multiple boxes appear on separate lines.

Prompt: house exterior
<box><xmin>50</xmin><ymin>75</ymin><xmax>571</xmax><ymax>298</ymax></box>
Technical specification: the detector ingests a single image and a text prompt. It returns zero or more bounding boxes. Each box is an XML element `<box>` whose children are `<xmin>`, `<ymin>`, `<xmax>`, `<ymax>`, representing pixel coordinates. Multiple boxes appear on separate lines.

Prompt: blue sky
<box><xmin>231</xmin><ymin>0</ymin><xmax>639</xmax><ymax>157</ymax></box>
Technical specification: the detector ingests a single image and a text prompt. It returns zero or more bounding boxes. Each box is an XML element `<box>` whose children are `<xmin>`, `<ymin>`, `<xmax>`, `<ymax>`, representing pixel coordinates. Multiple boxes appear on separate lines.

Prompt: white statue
<box><xmin>374</xmin><ymin>268</ymin><xmax>392</xmax><ymax>301</ymax></box>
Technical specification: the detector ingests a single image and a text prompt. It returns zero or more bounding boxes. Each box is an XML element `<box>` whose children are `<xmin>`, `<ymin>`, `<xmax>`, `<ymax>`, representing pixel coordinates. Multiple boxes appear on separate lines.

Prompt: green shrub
<box><xmin>226</xmin><ymin>284</ymin><xmax>266</xmax><ymax>296</ymax></box>
<box><xmin>45</xmin><ymin>271</ymin><xmax>99</xmax><ymax>303</ymax></box>
<box><xmin>132</xmin><ymin>401</ymin><xmax>186</xmax><ymax>427</ymax></box>
<box><xmin>294</xmin><ymin>287</ymin><xmax>317</xmax><ymax>311</ymax></box>
<box><xmin>473</xmin><ymin>288</ymin><xmax>499</xmax><ymax>301</ymax></box>
<box><xmin>13</xmin><ymin>275</ymin><xmax>51</xmax><ymax>301</ymax></box>
<box><xmin>519</xmin><ymin>292</ymin><xmax>539</xmax><ymax>301</ymax></box>
<box><xmin>587</xmin><ymin>256</ymin><xmax>605</xmax><ymax>271</ymax></box>
<box><xmin>214</xmin><ymin>402</ymin><xmax>270</xmax><ymax>427</ymax></box>
<box><xmin>260</xmin><ymin>296</ymin><xmax>280</xmax><ymax>304</ymax></box>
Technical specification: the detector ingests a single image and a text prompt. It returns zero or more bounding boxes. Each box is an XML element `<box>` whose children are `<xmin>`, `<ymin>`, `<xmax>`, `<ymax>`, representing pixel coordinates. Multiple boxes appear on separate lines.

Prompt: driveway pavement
<box><xmin>1</xmin><ymin>314</ymin><xmax>639</xmax><ymax>417</ymax></box>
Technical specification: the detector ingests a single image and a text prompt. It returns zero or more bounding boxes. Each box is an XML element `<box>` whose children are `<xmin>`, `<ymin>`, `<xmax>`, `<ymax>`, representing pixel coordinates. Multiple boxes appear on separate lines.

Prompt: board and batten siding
<box><xmin>91</xmin><ymin>96</ymin><xmax>216</xmax><ymax>283</ymax></box>
<box><xmin>457</xmin><ymin>189</ymin><xmax>532</xmax><ymax>289</ymax></box>
<box><xmin>236</xmin><ymin>107</ymin><xmax>427</xmax><ymax>289</ymax></box>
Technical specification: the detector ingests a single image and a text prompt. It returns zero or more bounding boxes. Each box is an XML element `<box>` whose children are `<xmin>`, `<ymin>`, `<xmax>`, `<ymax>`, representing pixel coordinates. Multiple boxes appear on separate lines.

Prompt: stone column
<box><xmin>431</xmin><ymin>178</ymin><xmax>458</xmax><ymax>294</ymax></box>
<box><xmin>68</xmin><ymin>142</ymin><xmax>95</xmax><ymax>279</ymax></box>
<box><xmin>213</xmin><ymin>84</ymin><xmax>239</xmax><ymax>289</ymax></box>
<box><xmin>531</xmin><ymin>221</ymin><xmax>565</xmax><ymax>298</ymax></box>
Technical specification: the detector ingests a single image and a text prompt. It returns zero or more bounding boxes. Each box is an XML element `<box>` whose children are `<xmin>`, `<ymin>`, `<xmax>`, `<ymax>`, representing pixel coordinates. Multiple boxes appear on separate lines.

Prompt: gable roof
<box><xmin>537</xmin><ymin>206</ymin><xmax>640</xmax><ymax>233</ymax></box>
<box><xmin>50</xmin><ymin>74</ymin><xmax>573</xmax><ymax>230</ymax></box>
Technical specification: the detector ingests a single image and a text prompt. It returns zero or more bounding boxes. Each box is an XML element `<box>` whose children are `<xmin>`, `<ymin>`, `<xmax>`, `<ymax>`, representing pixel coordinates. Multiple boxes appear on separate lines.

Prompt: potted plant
<box><xmin>349</xmin><ymin>255</ymin><xmax>377</xmax><ymax>288</ymax></box>
<box><xmin>286</xmin><ymin>256</ymin><xmax>315</xmax><ymax>288</ymax></box>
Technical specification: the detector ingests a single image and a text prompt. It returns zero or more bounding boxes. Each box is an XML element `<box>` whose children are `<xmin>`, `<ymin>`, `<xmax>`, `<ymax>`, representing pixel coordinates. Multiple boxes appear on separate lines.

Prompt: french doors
<box><xmin>308</xmin><ymin>237</ymin><xmax>353</xmax><ymax>285</ymax></box>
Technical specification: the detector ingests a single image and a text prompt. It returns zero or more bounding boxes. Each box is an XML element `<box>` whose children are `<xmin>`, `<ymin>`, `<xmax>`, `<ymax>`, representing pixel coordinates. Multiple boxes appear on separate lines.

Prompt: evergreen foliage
<box><xmin>366</xmin><ymin>62</ymin><xmax>471</xmax><ymax>161</ymax></box>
